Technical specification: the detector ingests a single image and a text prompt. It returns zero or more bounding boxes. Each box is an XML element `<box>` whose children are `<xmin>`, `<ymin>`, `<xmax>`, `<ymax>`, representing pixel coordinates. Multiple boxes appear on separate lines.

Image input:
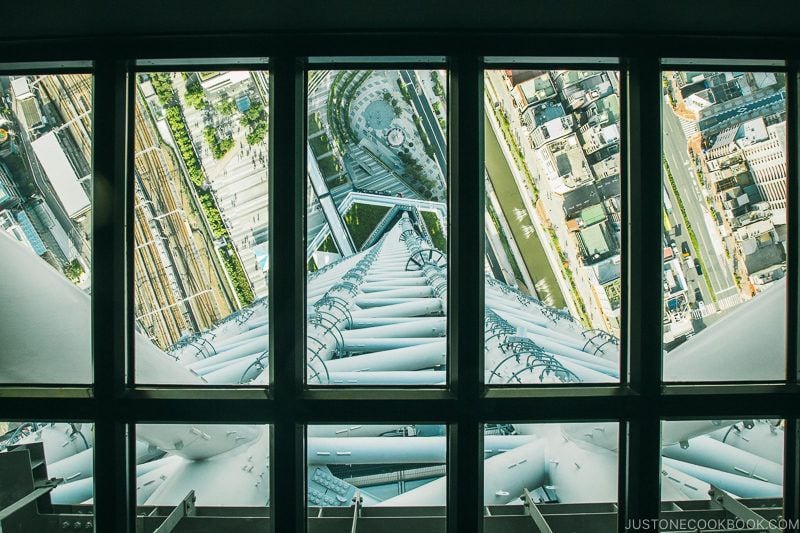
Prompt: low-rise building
<box><xmin>512</xmin><ymin>71</ymin><xmax>556</xmax><ymax>112</ymax></box>
<box><xmin>522</xmin><ymin>100</ymin><xmax>573</xmax><ymax>149</ymax></box>
<box><xmin>536</xmin><ymin>134</ymin><xmax>593</xmax><ymax>194</ymax></box>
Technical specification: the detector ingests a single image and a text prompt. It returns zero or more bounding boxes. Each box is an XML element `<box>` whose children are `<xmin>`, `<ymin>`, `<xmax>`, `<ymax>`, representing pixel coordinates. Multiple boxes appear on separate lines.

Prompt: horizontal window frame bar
<box><xmin>0</xmin><ymin>61</ymin><xmax>93</xmax><ymax>72</ymax></box>
<box><xmin>485</xmin><ymin>55</ymin><xmax>620</xmax><ymax>65</ymax></box>
<box><xmin>3</xmin><ymin>394</ymin><xmax>799</xmax><ymax>422</ymax></box>
<box><xmin>131</xmin><ymin>63</ymin><xmax>271</xmax><ymax>73</ymax></box>
<box><xmin>0</xmin><ymin>386</ymin><xmax>94</xmax><ymax>396</ymax></box>
<box><xmin>308</xmin><ymin>55</ymin><xmax>447</xmax><ymax>65</ymax></box>
<box><xmin>2</xmin><ymin>33</ymin><xmax>800</xmax><ymax>63</ymax></box>
<box><xmin>305</xmin><ymin>61</ymin><xmax>448</xmax><ymax>71</ymax></box>
<box><xmin>135</xmin><ymin>57</ymin><xmax>269</xmax><ymax>67</ymax></box>
<box><xmin>661</xmin><ymin>63</ymin><xmax>789</xmax><ymax>73</ymax></box>
<box><xmin>484</xmin><ymin>61</ymin><xmax>622</xmax><ymax>70</ymax></box>
<box><xmin>662</xmin><ymin>57</ymin><xmax>787</xmax><ymax>67</ymax></box>
<box><xmin>1</xmin><ymin>384</ymin><xmax>796</xmax><ymax>400</ymax></box>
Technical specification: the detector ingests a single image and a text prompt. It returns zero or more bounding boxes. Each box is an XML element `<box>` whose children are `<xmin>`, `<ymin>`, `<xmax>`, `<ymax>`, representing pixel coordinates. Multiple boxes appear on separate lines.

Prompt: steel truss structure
<box><xmin>0</xmin><ymin>29</ymin><xmax>799</xmax><ymax>533</ymax></box>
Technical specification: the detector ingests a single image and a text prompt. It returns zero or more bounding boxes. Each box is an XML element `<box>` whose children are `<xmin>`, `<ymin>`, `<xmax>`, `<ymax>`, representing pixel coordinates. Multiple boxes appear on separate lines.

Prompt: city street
<box><xmin>663</xmin><ymin>176</ymin><xmax>714</xmax><ymax>307</ymax></box>
<box><xmin>401</xmin><ymin>70</ymin><xmax>447</xmax><ymax>180</ymax></box>
<box><xmin>662</xmin><ymin>102</ymin><xmax>739</xmax><ymax>302</ymax></box>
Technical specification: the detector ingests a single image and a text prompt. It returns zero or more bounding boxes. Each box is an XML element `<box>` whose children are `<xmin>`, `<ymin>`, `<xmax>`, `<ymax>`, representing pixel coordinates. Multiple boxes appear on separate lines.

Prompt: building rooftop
<box><xmin>524</xmin><ymin>100</ymin><xmax>565</xmax><ymax>127</ymax></box>
<box><xmin>578</xmin><ymin>221</ymin><xmax>613</xmax><ymax>263</ymax></box>
<box><xmin>540</xmin><ymin>134</ymin><xmax>593</xmax><ymax>192</ymax></box>
<box><xmin>514</xmin><ymin>72</ymin><xmax>555</xmax><ymax>109</ymax></box>
<box><xmin>580</xmin><ymin>203</ymin><xmax>606</xmax><ymax>226</ymax></box>
<box><xmin>30</xmin><ymin>131</ymin><xmax>91</xmax><ymax>219</ymax></box>
<box><xmin>503</xmin><ymin>69</ymin><xmax>543</xmax><ymax>88</ymax></box>
<box><xmin>10</xmin><ymin>77</ymin><xmax>33</xmax><ymax>100</ymax></box>
<box><xmin>743</xmin><ymin>241</ymin><xmax>785</xmax><ymax>275</ymax></box>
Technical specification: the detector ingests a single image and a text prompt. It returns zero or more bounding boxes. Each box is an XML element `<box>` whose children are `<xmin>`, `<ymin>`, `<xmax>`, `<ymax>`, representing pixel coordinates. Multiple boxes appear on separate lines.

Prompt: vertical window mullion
<box><xmin>91</xmin><ymin>59</ymin><xmax>132</xmax><ymax>533</ymax></box>
<box><xmin>269</xmin><ymin>56</ymin><xmax>306</xmax><ymax>533</ymax></box>
<box><xmin>784</xmin><ymin>61</ymin><xmax>799</xmax><ymax>526</ymax></box>
<box><xmin>622</xmin><ymin>55</ymin><xmax>663</xmax><ymax>530</ymax></box>
<box><xmin>448</xmin><ymin>54</ymin><xmax>484</xmax><ymax>533</ymax></box>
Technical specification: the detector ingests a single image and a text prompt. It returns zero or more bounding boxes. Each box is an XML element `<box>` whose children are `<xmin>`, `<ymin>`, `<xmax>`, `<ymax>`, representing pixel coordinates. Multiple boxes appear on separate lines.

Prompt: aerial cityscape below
<box><xmin>0</xmin><ymin>64</ymin><xmax>789</xmax><ymax>528</ymax></box>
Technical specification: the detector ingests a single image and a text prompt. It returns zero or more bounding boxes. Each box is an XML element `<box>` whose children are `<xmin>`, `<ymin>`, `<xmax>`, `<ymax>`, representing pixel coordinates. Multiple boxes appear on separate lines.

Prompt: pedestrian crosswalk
<box><xmin>690</xmin><ymin>292</ymin><xmax>743</xmax><ymax>319</ymax></box>
<box><xmin>678</xmin><ymin>116</ymin><xmax>699</xmax><ymax>138</ymax></box>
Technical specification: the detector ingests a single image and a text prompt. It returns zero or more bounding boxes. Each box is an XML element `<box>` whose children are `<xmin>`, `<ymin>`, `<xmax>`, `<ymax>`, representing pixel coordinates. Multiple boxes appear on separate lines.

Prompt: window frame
<box><xmin>0</xmin><ymin>33</ymin><xmax>796</xmax><ymax>533</ymax></box>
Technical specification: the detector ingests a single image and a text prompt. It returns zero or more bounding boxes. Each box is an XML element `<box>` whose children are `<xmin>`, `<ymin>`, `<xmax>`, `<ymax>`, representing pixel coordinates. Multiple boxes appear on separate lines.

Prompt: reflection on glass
<box><xmin>660</xmin><ymin>419</ymin><xmax>783</xmax><ymax>523</ymax></box>
<box><xmin>0</xmin><ymin>421</ymin><xmax>94</xmax><ymax>521</ymax></box>
<box><xmin>484</xmin><ymin>69</ymin><xmax>621</xmax><ymax>385</ymax></box>
<box><xmin>482</xmin><ymin>422</ymin><xmax>618</xmax><ymax>531</ymax></box>
<box><xmin>306</xmin><ymin>424</ymin><xmax>446</xmax><ymax>512</ymax></box>
<box><xmin>305</xmin><ymin>69</ymin><xmax>448</xmax><ymax>386</ymax></box>
<box><xmin>135</xmin><ymin>424</ymin><xmax>270</xmax><ymax>508</ymax></box>
<box><xmin>0</xmin><ymin>74</ymin><xmax>93</xmax><ymax>384</ymax></box>
<box><xmin>661</xmin><ymin>71</ymin><xmax>787</xmax><ymax>381</ymax></box>
<box><xmin>132</xmin><ymin>71</ymin><xmax>270</xmax><ymax>385</ymax></box>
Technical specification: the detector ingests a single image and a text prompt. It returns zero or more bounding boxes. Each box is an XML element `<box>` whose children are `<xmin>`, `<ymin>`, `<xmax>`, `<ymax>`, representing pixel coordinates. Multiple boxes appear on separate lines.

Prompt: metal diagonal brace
<box><xmin>523</xmin><ymin>488</ymin><xmax>554</xmax><ymax>533</ymax></box>
<box><xmin>350</xmin><ymin>490</ymin><xmax>363</xmax><ymax>533</ymax></box>
<box><xmin>154</xmin><ymin>490</ymin><xmax>196</xmax><ymax>533</ymax></box>
<box><xmin>708</xmin><ymin>485</ymin><xmax>781</xmax><ymax>533</ymax></box>
<box><xmin>0</xmin><ymin>478</ymin><xmax>62</xmax><ymax>523</ymax></box>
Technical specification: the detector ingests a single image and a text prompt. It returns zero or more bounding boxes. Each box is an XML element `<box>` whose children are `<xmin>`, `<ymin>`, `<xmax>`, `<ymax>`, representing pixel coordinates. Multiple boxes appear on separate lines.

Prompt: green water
<box><xmin>484</xmin><ymin>114</ymin><xmax>566</xmax><ymax>309</ymax></box>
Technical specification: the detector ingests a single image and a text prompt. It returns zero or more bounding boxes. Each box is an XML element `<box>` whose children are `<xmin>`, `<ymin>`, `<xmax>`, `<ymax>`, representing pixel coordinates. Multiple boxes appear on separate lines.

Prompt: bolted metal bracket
<box><xmin>350</xmin><ymin>490</ymin><xmax>363</xmax><ymax>533</ymax></box>
<box><xmin>153</xmin><ymin>490</ymin><xmax>196</xmax><ymax>533</ymax></box>
<box><xmin>708</xmin><ymin>484</ymin><xmax>780</xmax><ymax>533</ymax></box>
<box><xmin>522</xmin><ymin>488</ymin><xmax>554</xmax><ymax>533</ymax></box>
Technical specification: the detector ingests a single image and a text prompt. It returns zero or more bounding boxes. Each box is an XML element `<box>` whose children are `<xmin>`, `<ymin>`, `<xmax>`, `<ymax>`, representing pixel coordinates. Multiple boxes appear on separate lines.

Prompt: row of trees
<box><xmin>148</xmin><ymin>73</ymin><xmax>255</xmax><ymax>307</ymax></box>
<box><xmin>431</xmin><ymin>71</ymin><xmax>445</xmax><ymax>99</ymax></box>
<box><xmin>239</xmin><ymin>102</ymin><xmax>268</xmax><ymax>145</ymax></box>
<box><xmin>397</xmin><ymin>151</ymin><xmax>441</xmax><ymax>201</ymax></box>
<box><xmin>220</xmin><ymin>243</ymin><xmax>255</xmax><ymax>306</ymax></box>
<box><xmin>203</xmin><ymin>126</ymin><xmax>235</xmax><ymax>160</ymax></box>
<box><xmin>412</xmin><ymin>114</ymin><xmax>436</xmax><ymax>160</ymax></box>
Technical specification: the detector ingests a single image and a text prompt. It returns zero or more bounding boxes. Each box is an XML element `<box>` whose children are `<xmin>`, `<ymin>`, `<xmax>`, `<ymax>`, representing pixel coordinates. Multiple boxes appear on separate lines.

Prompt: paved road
<box><xmin>663</xmin><ymin>184</ymin><xmax>713</xmax><ymax>306</ymax></box>
<box><xmin>401</xmin><ymin>70</ymin><xmax>447</xmax><ymax>180</ymax></box>
<box><xmin>662</xmin><ymin>103</ymin><xmax>738</xmax><ymax>301</ymax></box>
<box><xmin>699</xmin><ymin>90</ymin><xmax>785</xmax><ymax>133</ymax></box>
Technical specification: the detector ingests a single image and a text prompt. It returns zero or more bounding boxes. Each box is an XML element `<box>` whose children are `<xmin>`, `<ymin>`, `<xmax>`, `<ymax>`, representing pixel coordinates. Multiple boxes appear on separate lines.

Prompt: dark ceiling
<box><xmin>4</xmin><ymin>0</ymin><xmax>800</xmax><ymax>40</ymax></box>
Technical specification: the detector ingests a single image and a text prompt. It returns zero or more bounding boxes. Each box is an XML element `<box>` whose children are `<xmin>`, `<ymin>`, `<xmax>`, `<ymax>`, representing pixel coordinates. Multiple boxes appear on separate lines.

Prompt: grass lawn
<box><xmin>309</xmin><ymin>132</ymin><xmax>333</xmax><ymax>158</ymax></box>
<box><xmin>317</xmin><ymin>154</ymin><xmax>343</xmax><ymax>181</ymax></box>
<box><xmin>343</xmin><ymin>203</ymin><xmax>391</xmax><ymax>250</ymax></box>
<box><xmin>421</xmin><ymin>210</ymin><xmax>447</xmax><ymax>252</ymax></box>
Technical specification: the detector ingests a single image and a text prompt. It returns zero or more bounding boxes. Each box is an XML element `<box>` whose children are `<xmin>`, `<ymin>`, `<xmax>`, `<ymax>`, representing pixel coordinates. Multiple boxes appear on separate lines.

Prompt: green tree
<box><xmin>63</xmin><ymin>259</ymin><xmax>84</xmax><ymax>283</ymax></box>
<box><xmin>185</xmin><ymin>82</ymin><xmax>208</xmax><ymax>110</ymax></box>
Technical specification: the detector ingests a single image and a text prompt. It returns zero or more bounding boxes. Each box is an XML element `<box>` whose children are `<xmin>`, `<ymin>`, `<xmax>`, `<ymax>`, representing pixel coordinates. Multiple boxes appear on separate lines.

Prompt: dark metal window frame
<box><xmin>0</xmin><ymin>32</ymin><xmax>798</xmax><ymax>533</ymax></box>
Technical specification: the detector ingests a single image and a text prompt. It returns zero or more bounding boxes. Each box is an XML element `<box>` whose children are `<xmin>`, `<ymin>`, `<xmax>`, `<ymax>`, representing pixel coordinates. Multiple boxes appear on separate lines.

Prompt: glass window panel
<box><xmin>135</xmin><ymin>423</ymin><xmax>270</xmax><ymax>520</ymax></box>
<box><xmin>0</xmin><ymin>74</ymin><xmax>93</xmax><ymax>384</ymax></box>
<box><xmin>305</xmin><ymin>68</ymin><xmax>448</xmax><ymax>386</ymax></box>
<box><xmin>661</xmin><ymin>70</ymin><xmax>787</xmax><ymax>382</ymax></box>
<box><xmin>483</xmin><ymin>422</ymin><xmax>618</xmax><ymax>531</ymax></box>
<box><xmin>307</xmin><ymin>424</ymin><xmax>446</xmax><ymax>529</ymax></box>
<box><xmin>132</xmin><ymin>70</ymin><xmax>270</xmax><ymax>385</ymax></box>
<box><xmin>484</xmin><ymin>69</ymin><xmax>621</xmax><ymax>385</ymax></box>
<box><xmin>0</xmin><ymin>421</ymin><xmax>94</xmax><ymax>528</ymax></box>
<box><xmin>660</xmin><ymin>419</ymin><xmax>784</xmax><ymax>527</ymax></box>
